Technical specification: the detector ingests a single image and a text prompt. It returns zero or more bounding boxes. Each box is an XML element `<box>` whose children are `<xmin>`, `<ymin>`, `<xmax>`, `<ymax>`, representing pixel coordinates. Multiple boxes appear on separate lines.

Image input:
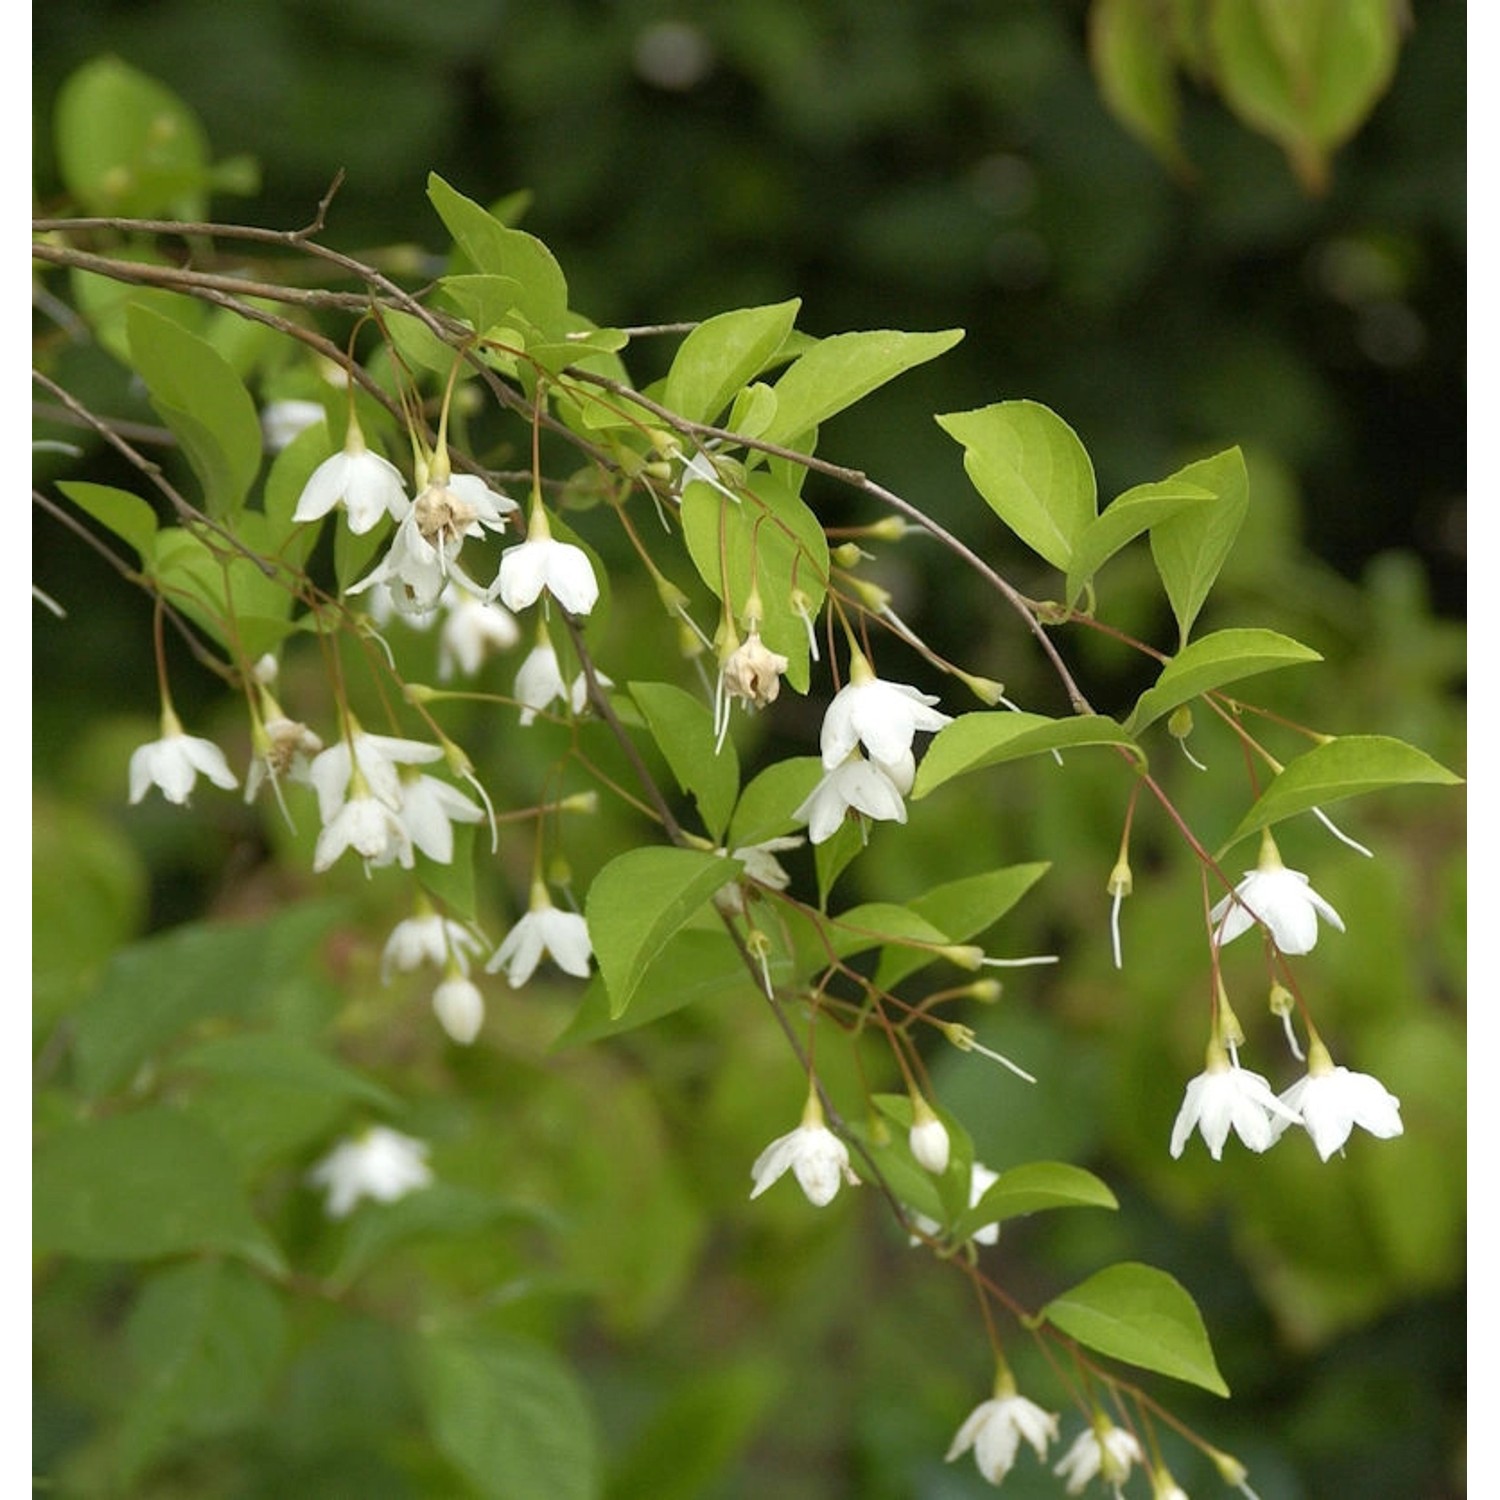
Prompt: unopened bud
<box><xmin>677</xmin><ymin>617</ymin><xmax>707</xmax><ymax>658</ymax></box>
<box><xmin>1268</xmin><ymin>981</ymin><xmax>1295</xmax><ymax>1016</ymax></box>
<box><xmin>1167</xmin><ymin>703</ymin><xmax>1194</xmax><ymax>740</ymax></box>
<box><xmin>1215</xmin><ymin>985</ymin><xmax>1246</xmax><ymax>1049</ymax></box>
<box><xmin>655</xmin><ymin>573</ymin><xmax>691</xmax><ymax>618</ymax></box>
<box><xmin>865</xmin><ymin>515</ymin><xmax>908</xmax><ymax>542</ymax></box>
<box><xmin>829</xmin><ymin>541</ymin><xmax>867</xmax><ymax>570</ymax></box>
<box><xmin>1107</xmin><ymin>858</ymin><xmax>1132</xmax><ymax>898</ymax></box>
<box><xmin>939</xmin><ymin>944</ymin><xmax>986</xmax><ymax>971</ymax></box>
<box><xmin>547</xmin><ymin>854</ymin><xmax>573</xmax><ymax>887</ymax></box>
<box><xmin>559</xmin><ymin>790</ymin><xmax>599</xmax><ymax>816</ymax></box>
<box><xmin>958</xmin><ymin>671</ymin><xmax>1006</xmax><ymax>706</ymax></box>
<box><xmin>403</xmin><ymin>682</ymin><xmax>439</xmax><ymax>704</ymax></box>
<box><xmin>846</xmin><ymin>577</ymin><xmax>892</xmax><ymax>612</ymax></box>
<box><xmin>908</xmin><ymin>1096</ymin><xmax>950</xmax><ymax>1175</ymax></box>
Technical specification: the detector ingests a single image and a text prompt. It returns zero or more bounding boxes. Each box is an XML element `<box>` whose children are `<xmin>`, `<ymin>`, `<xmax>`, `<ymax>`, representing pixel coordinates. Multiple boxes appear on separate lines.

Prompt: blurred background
<box><xmin>33</xmin><ymin>3</ymin><xmax>1466</xmax><ymax>1498</ymax></box>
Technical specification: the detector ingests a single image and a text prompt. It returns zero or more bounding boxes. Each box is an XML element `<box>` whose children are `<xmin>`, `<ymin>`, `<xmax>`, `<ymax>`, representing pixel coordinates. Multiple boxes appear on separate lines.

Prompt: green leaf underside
<box><xmin>1221</xmin><ymin>734</ymin><xmax>1463</xmax><ymax>852</ymax></box>
<box><xmin>760</xmin><ymin>327</ymin><xmax>964</xmax><ymax>448</ymax></box>
<box><xmin>936</xmin><ymin>400</ymin><xmax>1096</xmax><ymax>571</ymax></box>
<box><xmin>1041</xmin><ymin>1262</ymin><xmax>1229</xmax><ymax>1396</ymax></box>
<box><xmin>1065</xmin><ymin>480</ymin><xmax>1216</xmax><ymax>605</ymax></box>
<box><xmin>913</xmin><ymin>713</ymin><xmax>1140</xmax><ymax>799</ymax></box>
<box><xmin>953</xmin><ymin>1162</ymin><xmax>1118</xmax><ymax>1240</ymax></box>
<box><xmin>877</xmin><ymin>862</ymin><xmax>1050</xmax><ymax>989</ymax></box>
<box><xmin>1148</xmin><ymin>447</ymin><xmax>1249</xmax><ymax>644</ymax></box>
<box><xmin>630</xmin><ymin>681</ymin><xmax>740</xmax><ymax>841</ymax></box>
<box><xmin>663</xmin><ymin>300</ymin><xmax>802</xmax><ymax>426</ymax></box>
<box><xmin>586</xmin><ymin>847</ymin><xmax>743</xmax><ymax>1018</ymax></box>
<box><xmin>1125</xmin><ymin>627</ymin><xmax>1322</xmax><ymax>734</ymax></box>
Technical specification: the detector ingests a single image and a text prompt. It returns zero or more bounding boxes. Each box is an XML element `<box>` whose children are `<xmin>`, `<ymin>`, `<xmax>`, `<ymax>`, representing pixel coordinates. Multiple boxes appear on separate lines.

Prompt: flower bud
<box><xmin>909</xmin><ymin>1097</ymin><xmax>950</xmax><ymax>1175</ymax></box>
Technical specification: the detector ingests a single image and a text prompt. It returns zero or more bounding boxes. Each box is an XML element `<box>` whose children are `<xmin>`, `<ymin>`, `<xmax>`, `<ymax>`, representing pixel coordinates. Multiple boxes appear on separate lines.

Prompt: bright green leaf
<box><xmin>913</xmin><ymin>712</ymin><xmax>1141</xmax><ymax>800</ymax></box>
<box><xmin>586</xmin><ymin>847</ymin><xmax>742</xmax><ymax>1018</ymax></box>
<box><xmin>1065</xmin><ymin>479</ymin><xmax>1215</xmax><ymax>606</ymax></box>
<box><xmin>663</xmin><ymin>299</ymin><xmax>801</xmax><ymax>426</ymax></box>
<box><xmin>1125</xmin><ymin>627</ymin><xmax>1322</xmax><ymax>734</ymax></box>
<box><xmin>936</xmin><ymin>400</ymin><xmax>1096</xmax><ymax>571</ymax></box>
<box><xmin>953</xmin><ymin>1162</ymin><xmax>1118</xmax><ymax>1240</ymax></box>
<box><xmin>1148</xmin><ymin>447</ymin><xmax>1249</xmax><ymax>645</ymax></box>
<box><xmin>727</xmin><ymin>757</ymin><xmax>823</xmax><ymax>849</ymax></box>
<box><xmin>1041</xmin><ymin>1261</ymin><xmax>1229</xmax><ymax>1396</ymax></box>
<box><xmin>1221</xmin><ymin>735</ymin><xmax>1463</xmax><ymax>853</ymax></box>
<box><xmin>630</xmin><ymin>681</ymin><xmax>740</xmax><ymax>841</ymax></box>
<box><xmin>56</xmin><ymin>481</ymin><xmax>159</xmax><ymax>567</ymax></box>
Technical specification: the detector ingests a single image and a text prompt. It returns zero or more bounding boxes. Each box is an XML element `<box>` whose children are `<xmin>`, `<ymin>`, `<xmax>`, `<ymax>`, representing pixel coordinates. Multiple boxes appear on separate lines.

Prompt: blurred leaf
<box><xmin>1220</xmin><ymin>734</ymin><xmax>1463</xmax><ymax>852</ymax></box>
<box><xmin>412</xmin><ymin>1333</ymin><xmax>600</xmax><ymax>1500</ymax></box>
<box><xmin>663</xmin><ymin>299</ymin><xmax>802</xmax><ymax>426</ymax></box>
<box><xmin>936</xmin><ymin>400</ymin><xmax>1096</xmax><ymax>572</ymax></box>
<box><xmin>1089</xmin><ymin>0</ymin><xmax>1187</xmax><ymax>170</ymax></box>
<box><xmin>34</xmin><ymin>1107</ymin><xmax>285</xmax><ymax>1273</ymax></box>
<box><xmin>126</xmin><ymin>302</ymin><xmax>263</xmax><ymax>517</ymax></box>
<box><xmin>913</xmin><ymin>712</ymin><xmax>1141</xmax><ymax>799</ymax></box>
<box><xmin>1149</xmin><ymin>446</ymin><xmax>1250</xmax><ymax>645</ymax></box>
<box><xmin>1125</xmin><ymin>626</ymin><xmax>1322</xmax><ymax>733</ymax></box>
<box><xmin>630</xmin><ymin>680</ymin><xmax>740</xmax><ymax>841</ymax></box>
<box><xmin>586</xmin><ymin>846</ymin><xmax>742</xmax><ymax>1018</ymax></box>
<box><xmin>118</xmin><ymin>1260</ymin><xmax>286</xmax><ymax>1486</ymax></box>
<box><xmin>1041</xmin><ymin>1261</ymin><xmax>1229</xmax><ymax>1396</ymax></box>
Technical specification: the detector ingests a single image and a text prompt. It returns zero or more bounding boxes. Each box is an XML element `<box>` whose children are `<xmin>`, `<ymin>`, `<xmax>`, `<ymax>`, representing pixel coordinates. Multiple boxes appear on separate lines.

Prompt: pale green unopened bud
<box><xmin>1215</xmin><ymin>984</ymin><xmax>1246</xmax><ymax>1049</ymax></box>
<box><xmin>559</xmin><ymin>790</ymin><xmax>599</xmax><ymax>816</ymax></box>
<box><xmin>403</xmin><ymin>682</ymin><xmax>439</xmax><ymax>704</ymax></box>
<box><xmin>1107</xmin><ymin>858</ymin><xmax>1133</xmax><ymax>898</ymax></box>
<box><xmin>865</xmin><ymin>515</ymin><xmax>908</xmax><ymax>542</ymax></box>
<box><xmin>830</xmin><ymin>541</ymin><xmax>866</xmax><ymax>569</ymax></box>
<box><xmin>1268</xmin><ymin>980</ymin><xmax>1295</xmax><ymax>1016</ymax></box>
<box><xmin>939</xmin><ymin>944</ymin><xmax>986</xmax><ymax>971</ymax></box>
<box><xmin>547</xmin><ymin>854</ymin><xmax>572</xmax><ymax>887</ymax></box>
<box><xmin>1167</xmin><ymin>703</ymin><xmax>1194</xmax><ymax>740</ymax></box>
<box><xmin>846</xmin><ymin>577</ymin><xmax>892</xmax><ymax>612</ymax></box>
<box><xmin>958</xmin><ymin>671</ymin><xmax>1006</xmax><ymax>706</ymax></box>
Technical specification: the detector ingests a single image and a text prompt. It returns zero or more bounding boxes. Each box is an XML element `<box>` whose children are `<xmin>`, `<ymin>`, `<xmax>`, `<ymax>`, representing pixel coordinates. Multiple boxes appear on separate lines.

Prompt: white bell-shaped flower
<box><xmin>945</xmin><ymin>1383</ymin><xmax>1059</xmax><ymax>1486</ymax></box>
<box><xmin>293</xmin><ymin>422</ymin><xmax>409</xmax><ymax>534</ymax></box>
<box><xmin>128</xmin><ymin>708</ymin><xmax>239</xmax><ymax>806</ymax></box>
<box><xmin>307</xmin><ymin>1125</ymin><xmax>433</xmax><ymax>1219</ymax></box>
<box><xmin>1269</xmin><ymin>1040</ymin><xmax>1403</xmax><ymax>1160</ymax></box>
<box><xmin>819</xmin><ymin>648</ymin><xmax>951</xmax><ymax>769</ymax></box>
<box><xmin>749</xmin><ymin>1094</ymin><xmax>858</xmax><ymax>1207</ymax></box>
<box><xmin>485</xmin><ymin>883</ymin><xmax>593</xmax><ymax>987</ymax></box>
<box><xmin>431</xmin><ymin>973</ymin><xmax>485</xmax><ymax>1045</ymax></box>
<box><xmin>492</xmin><ymin>501</ymin><xmax>598</xmax><ymax>615</ymax></box>
<box><xmin>1210</xmin><ymin>830</ymin><xmax>1344</xmax><ymax>955</ymax></box>
<box><xmin>1053</xmin><ymin>1421</ymin><xmax>1144</xmax><ymax>1496</ymax></box>
<box><xmin>1169</xmin><ymin>1042</ymin><xmax>1300</xmax><ymax>1160</ymax></box>
<box><xmin>381</xmin><ymin>909</ymin><xmax>484</xmax><ymax>981</ymax></box>
<box><xmin>793</xmin><ymin>750</ymin><xmax>909</xmax><ymax>845</ymax></box>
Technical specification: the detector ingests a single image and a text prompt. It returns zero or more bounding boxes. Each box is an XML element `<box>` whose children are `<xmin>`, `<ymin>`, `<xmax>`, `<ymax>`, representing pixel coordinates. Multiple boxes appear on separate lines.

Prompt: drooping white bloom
<box><xmin>397</xmin><ymin>771</ymin><xmax>486</xmax><ymax>864</ymax></box>
<box><xmin>1169</xmin><ymin>1048</ymin><xmax>1301</xmax><ymax>1160</ymax></box>
<box><xmin>911</xmin><ymin>1160</ymin><xmax>1002</xmax><ymax>1247</ymax></box>
<box><xmin>307</xmin><ymin>1125</ymin><xmax>433</xmax><ymax>1219</ymax></box>
<box><xmin>293</xmin><ymin>425</ymin><xmax>409</xmax><ymax>534</ymax></box>
<box><xmin>261</xmin><ymin>398</ymin><xmax>326</xmax><ymax>452</ymax></box>
<box><xmin>749</xmin><ymin>1098</ymin><xmax>858</xmax><ymax>1207</ymax></box>
<box><xmin>485</xmin><ymin>888</ymin><xmax>593</xmax><ymax>988</ymax></box>
<box><xmin>793</xmin><ymin>751</ymin><xmax>909</xmax><ymax>845</ymax></box>
<box><xmin>431</xmin><ymin>974</ymin><xmax>485</xmax><ymax>1045</ymax></box>
<box><xmin>128</xmin><ymin>712</ymin><xmax>240</xmax><ymax>806</ymax></box>
<box><xmin>244</xmin><ymin>715</ymin><xmax>323</xmax><ymax>804</ymax></box>
<box><xmin>312</xmin><ymin>790</ymin><xmax>414</xmax><ymax>873</ymax></box>
<box><xmin>514</xmin><ymin>639</ymin><xmax>572</xmax><ymax>726</ymax></box>
<box><xmin>819</xmin><ymin>652</ymin><xmax>952</xmax><ymax>769</ymax></box>
<box><xmin>492</xmin><ymin>494</ymin><xmax>599</xmax><ymax>616</ymax></box>
<box><xmin>437</xmin><ymin>582</ymin><xmax>520</xmax><ymax>679</ymax></box>
<box><xmin>381</xmin><ymin>911</ymin><xmax>484</xmax><ymax>981</ymax></box>
<box><xmin>1269</xmin><ymin>1043</ymin><xmax>1403</xmax><ymax>1160</ymax></box>
<box><xmin>308</xmin><ymin>731</ymin><xmax>445</xmax><ymax>824</ymax></box>
<box><xmin>1210</xmin><ymin>831</ymin><xmax>1344</xmax><ymax>955</ymax></box>
<box><xmin>1053</xmin><ymin>1422</ymin><xmax>1144</xmax><ymax>1496</ymax></box>
<box><xmin>945</xmin><ymin>1390</ymin><xmax>1059</xmax><ymax>1485</ymax></box>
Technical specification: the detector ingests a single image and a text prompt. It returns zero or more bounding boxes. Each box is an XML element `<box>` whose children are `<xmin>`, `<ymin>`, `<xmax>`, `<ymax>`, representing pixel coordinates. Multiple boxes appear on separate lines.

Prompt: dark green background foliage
<box><xmin>33</xmin><ymin>4</ymin><xmax>1465</xmax><ymax>1498</ymax></box>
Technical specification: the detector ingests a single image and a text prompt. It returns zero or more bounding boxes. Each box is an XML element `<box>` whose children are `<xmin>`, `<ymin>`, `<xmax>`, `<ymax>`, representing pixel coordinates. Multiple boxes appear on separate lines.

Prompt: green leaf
<box><xmin>877</xmin><ymin>863</ymin><xmax>1050</xmax><ymax>989</ymax></box>
<box><xmin>118</xmin><ymin>1261</ymin><xmax>286</xmax><ymax>1486</ymax></box>
<box><xmin>1040</xmin><ymin>1262</ymin><xmax>1229</xmax><ymax>1396</ymax></box>
<box><xmin>1125</xmin><ymin>627</ymin><xmax>1322</xmax><ymax>734</ymax></box>
<box><xmin>727</xmin><ymin>757</ymin><xmax>824</xmax><ymax>849</ymax></box>
<box><xmin>913</xmin><ymin>712</ymin><xmax>1141</xmax><ymax>800</ymax></box>
<box><xmin>1089</xmin><ymin>0</ymin><xmax>1187</xmax><ymax>171</ymax></box>
<box><xmin>760</xmin><ymin>327</ymin><xmax>964</xmax><ymax>448</ymax></box>
<box><xmin>1148</xmin><ymin>449</ymin><xmax>1250</xmax><ymax>645</ymax></box>
<box><xmin>1065</xmin><ymin>479</ymin><xmax>1216</xmax><ymax>606</ymax></box>
<box><xmin>663</xmin><ymin>299</ymin><xmax>802</xmax><ymax>426</ymax></box>
<box><xmin>630</xmin><ymin>681</ymin><xmax>740</xmax><ymax>841</ymax></box>
<box><xmin>936</xmin><ymin>400</ymin><xmax>1096</xmax><ymax>571</ymax></box>
<box><xmin>1221</xmin><ymin>735</ymin><xmax>1463</xmax><ymax>853</ymax></box>
<box><xmin>331</xmin><ymin>1185</ymin><xmax>554</xmax><ymax>1289</ymax></box>
<box><xmin>70</xmin><ymin>904</ymin><xmax>344</xmax><ymax>1099</ymax></box>
<box><xmin>586</xmin><ymin>847</ymin><xmax>742</xmax><ymax>1018</ymax></box>
<box><xmin>126</xmin><ymin>302</ymin><xmax>264</xmax><ymax>517</ymax></box>
<box><xmin>427</xmin><ymin>173</ymin><xmax>570</xmax><ymax>339</ymax></box>
<box><xmin>170</xmin><ymin>1033</ymin><xmax>402</xmax><ymax>1114</ymax></box>
<box><xmin>680</xmin><ymin>472</ymin><xmax>829</xmax><ymax>693</ymax></box>
<box><xmin>1209</xmin><ymin>0</ymin><xmax>1401</xmax><ymax>190</ymax></box>
<box><xmin>149</xmin><ymin>519</ymin><xmax>297</xmax><ymax>659</ymax></box>
<box><xmin>54</xmin><ymin>57</ymin><xmax>213</xmax><ymax>217</ymax></box>
<box><xmin>34</xmin><ymin>1108</ymin><xmax>284</xmax><ymax>1273</ymax></box>
<box><xmin>56</xmin><ymin>481</ymin><xmax>159</xmax><ymax>566</ymax></box>
<box><xmin>412</xmin><ymin>1333</ymin><xmax>601</xmax><ymax>1500</ymax></box>
<box><xmin>824</xmin><ymin>902</ymin><xmax>951</xmax><ymax>963</ymax></box>
<box><xmin>437</xmin><ymin>272</ymin><xmax>527</xmax><ymax>337</ymax></box>
<box><xmin>261</xmin><ymin>422</ymin><xmax>332</xmax><ymax>566</ymax></box>
<box><xmin>953</xmin><ymin>1162</ymin><xmax>1118</xmax><ymax>1240</ymax></box>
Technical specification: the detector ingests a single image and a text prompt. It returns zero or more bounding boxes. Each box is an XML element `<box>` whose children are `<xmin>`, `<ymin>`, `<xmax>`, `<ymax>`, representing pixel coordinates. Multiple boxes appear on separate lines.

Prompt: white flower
<box><xmin>432</xmin><ymin>974</ymin><xmax>485</xmax><ymax>1045</ymax></box>
<box><xmin>485</xmin><ymin>890</ymin><xmax>593</xmax><ymax>987</ymax></box>
<box><xmin>1269</xmin><ymin>1045</ymin><xmax>1403</xmax><ymax>1160</ymax></box>
<box><xmin>1169</xmin><ymin>1049</ymin><xmax>1301</xmax><ymax>1160</ymax></box>
<box><xmin>312</xmin><ymin>791</ymin><xmax>413</xmax><ymax>873</ymax></box>
<box><xmin>261</xmin><ymin>398</ymin><xmax>326</xmax><ymax>452</ymax></box>
<box><xmin>308</xmin><ymin>731</ymin><xmax>444</xmax><ymax>824</ymax></box>
<box><xmin>909</xmin><ymin>1103</ymin><xmax>950</xmax><ymax>1175</ymax></box>
<box><xmin>1210</xmin><ymin>832</ymin><xmax>1344</xmax><ymax>955</ymax></box>
<box><xmin>945</xmin><ymin>1391</ymin><xmax>1059</xmax><ymax>1485</ymax></box>
<box><xmin>1053</xmin><ymin>1422</ymin><xmax>1144</xmax><ymax>1496</ymax></box>
<box><xmin>911</xmin><ymin>1161</ymin><xmax>1001</xmax><ymax>1247</ymax></box>
<box><xmin>819</xmin><ymin>654</ymin><xmax>952</xmax><ymax>769</ymax></box>
<box><xmin>307</xmin><ymin>1125</ymin><xmax>433</xmax><ymax>1219</ymax></box>
<box><xmin>749</xmin><ymin>1101</ymin><xmax>858</xmax><ymax>1207</ymax></box>
<box><xmin>293</xmin><ymin>426</ymin><xmax>409</xmax><ymax>534</ymax></box>
<box><xmin>493</xmin><ymin>505</ymin><xmax>598</xmax><ymax>615</ymax></box>
<box><xmin>514</xmin><ymin>639</ymin><xmax>571</xmax><ymax>725</ymax></box>
<box><xmin>128</xmin><ymin>714</ymin><xmax>239</xmax><ymax>806</ymax></box>
<box><xmin>397</xmin><ymin>771</ymin><xmax>485</xmax><ymax>864</ymax></box>
<box><xmin>244</xmin><ymin>715</ymin><xmax>323</xmax><ymax>804</ymax></box>
<box><xmin>733</xmin><ymin>835</ymin><xmax>802</xmax><ymax>890</ymax></box>
<box><xmin>438</xmin><ymin>583</ymin><xmax>520</xmax><ymax>679</ymax></box>
<box><xmin>793</xmin><ymin>751</ymin><xmax>908</xmax><ymax>845</ymax></box>
<box><xmin>382</xmin><ymin>911</ymin><xmax>484</xmax><ymax>982</ymax></box>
